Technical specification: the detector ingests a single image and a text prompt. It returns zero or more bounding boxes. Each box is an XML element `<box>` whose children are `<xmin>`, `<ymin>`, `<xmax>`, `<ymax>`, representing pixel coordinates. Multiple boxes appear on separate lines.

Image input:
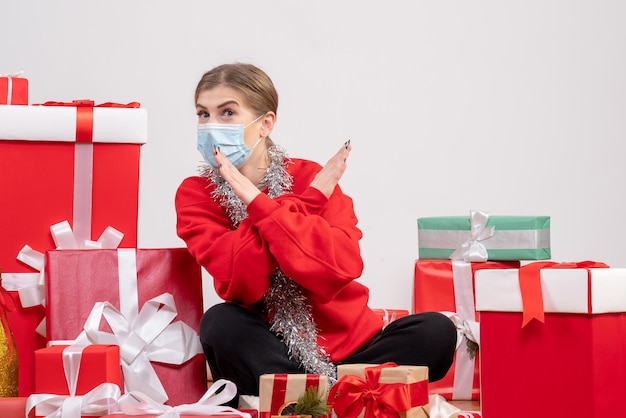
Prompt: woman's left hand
<box><xmin>213</xmin><ymin>147</ymin><xmax>261</xmax><ymax>205</ymax></box>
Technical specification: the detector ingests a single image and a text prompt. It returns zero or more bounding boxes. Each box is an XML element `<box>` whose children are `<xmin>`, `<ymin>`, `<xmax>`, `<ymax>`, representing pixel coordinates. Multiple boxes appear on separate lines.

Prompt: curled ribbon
<box><xmin>329</xmin><ymin>362</ymin><xmax>428</xmax><ymax>418</ymax></box>
<box><xmin>449</xmin><ymin>210</ymin><xmax>495</xmax><ymax>262</ymax></box>
<box><xmin>117</xmin><ymin>379</ymin><xmax>251</xmax><ymax>418</ymax></box>
<box><xmin>73</xmin><ymin>293</ymin><xmax>203</xmax><ymax>404</ymax></box>
<box><xmin>519</xmin><ymin>260</ymin><xmax>610</xmax><ymax>327</ymax></box>
<box><xmin>25</xmin><ymin>344</ymin><xmax>121</xmax><ymax>418</ymax></box>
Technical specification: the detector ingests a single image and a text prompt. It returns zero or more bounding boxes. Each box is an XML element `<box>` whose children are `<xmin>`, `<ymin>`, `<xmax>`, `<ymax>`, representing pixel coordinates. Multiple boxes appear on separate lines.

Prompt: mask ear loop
<box><xmin>244</xmin><ymin>113</ymin><xmax>266</xmax><ymax>129</ymax></box>
<box><xmin>245</xmin><ymin>113</ymin><xmax>267</xmax><ymax>152</ymax></box>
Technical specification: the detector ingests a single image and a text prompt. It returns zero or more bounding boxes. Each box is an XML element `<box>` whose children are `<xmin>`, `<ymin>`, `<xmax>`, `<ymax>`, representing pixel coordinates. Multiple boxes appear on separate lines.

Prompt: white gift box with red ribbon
<box><xmin>474</xmin><ymin>264</ymin><xmax>626</xmax><ymax>418</ymax></box>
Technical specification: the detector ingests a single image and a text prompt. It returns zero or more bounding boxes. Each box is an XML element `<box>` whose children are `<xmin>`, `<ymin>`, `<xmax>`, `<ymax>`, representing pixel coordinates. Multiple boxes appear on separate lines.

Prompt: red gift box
<box><xmin>475</xmin><ymin>262</ymin><xmax>626</xmax><ymax>418</ymax></box>
<box><xmin>45</xmin><ymin>248</ymin><xmax>207</xmax><ymax>406</ymax></box>
<box><xmin>413</xmin><ymin>259</ymin><xmax>519</xmax><ymax>401</ymax></box>
<box><xmin>0</xmin><ymin>72</ymin><xmax>28</xmax><ymax>105</ymax></box>
<box><xmin>371</xmin><ymin>308</ymin><xmax>409</xmax><ymax>328</ymax></box>
<box><xmin>259</xmin><ymin>374</ymin><xmax>329</xmax><ymax>418</ymax></box>
<box><xmin>0</xmin><ymin>100</ymin><xmax>147</xmax><ymax>396</ymax></box>
<box><xmin>28</xmin><ymin>344</ymin><xmax>122</xmax><ymax>418</ymax></box>
<box><xmin>34</xmin><ymin>344</ymin><xmax>122</xmax><ymax>395</ymax></box>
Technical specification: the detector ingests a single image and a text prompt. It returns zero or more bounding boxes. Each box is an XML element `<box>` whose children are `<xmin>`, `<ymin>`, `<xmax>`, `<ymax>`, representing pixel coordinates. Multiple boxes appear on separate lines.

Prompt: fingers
<box><xmin>213</xmin><ymin>145</ymin><xmax>228</xmax><ymax>170</ymax></box>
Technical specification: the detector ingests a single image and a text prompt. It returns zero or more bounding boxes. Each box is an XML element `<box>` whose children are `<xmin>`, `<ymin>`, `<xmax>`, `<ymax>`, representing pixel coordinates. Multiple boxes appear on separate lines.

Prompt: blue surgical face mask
<box><xmin>197</xmin><ymin>114</ymin><xmax>264</xmax><ymax>168</ymax></box>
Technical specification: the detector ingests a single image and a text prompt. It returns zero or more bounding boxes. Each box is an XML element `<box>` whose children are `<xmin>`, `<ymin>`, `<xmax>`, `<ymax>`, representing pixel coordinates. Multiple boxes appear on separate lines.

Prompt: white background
<box><xmin>3</xmin><ymin>1</ymin><xmax>625</xmax><ymax>312</ymax></box>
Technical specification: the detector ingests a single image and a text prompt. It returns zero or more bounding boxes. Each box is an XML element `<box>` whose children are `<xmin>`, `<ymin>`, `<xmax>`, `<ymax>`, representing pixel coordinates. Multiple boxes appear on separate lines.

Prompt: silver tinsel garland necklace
<box><xmin>201</xmin><ymin>145</ymin><xmax>337</xmax><ymax>383</ymax></box>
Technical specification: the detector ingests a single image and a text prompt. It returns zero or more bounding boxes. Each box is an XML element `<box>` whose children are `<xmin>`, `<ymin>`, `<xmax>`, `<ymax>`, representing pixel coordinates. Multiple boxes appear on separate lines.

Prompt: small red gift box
<box><xmin>34</xmin><ymin>344</ymin><xmax>122</xmax><ymax>395</ymax></box>
<box><xmin>330</xmin><ymin>363</ymin><xmax>429</xmax><ymax>418</ymax></box>
<box><xmin>259</xmin><ymin>374</ymin><xmax>329</xmax><ymax>418</ymax></box>
<box><xmin>371</xmin><ymin>308</ymin><xmax>409</xmax><ymax>327</ymax></box>
<box><xmin>0</xmin><ymin>100</ymin><xmax>147</xmax><ymax>396</ymax></box>
<box><xmin>28</xmin><ymin>344</ymin><xmax>122</xmax><ymax>418</ymax></box>
<box><xmin>475</xmin><ymin>262</ymin><xmax>626</xmax><ymax>418</ymax></box>
<box><xmin>45</xmin><ymin>248</ymin><xmax>206</xmax><ymax>406</ymax></box>
<box><xmin>0</xmin><ymin>72</ymin><xmax>28</xmax><ymax>104</ymax></box>
<box><xmin>0</xmin><ymin>397</ymin><xmax>35</xmax><ymax>418</ymax></box>
<box><xmin>413</xmin><ymin>259</ymin><xmax>519</xmax><ymax>401</ymax></box>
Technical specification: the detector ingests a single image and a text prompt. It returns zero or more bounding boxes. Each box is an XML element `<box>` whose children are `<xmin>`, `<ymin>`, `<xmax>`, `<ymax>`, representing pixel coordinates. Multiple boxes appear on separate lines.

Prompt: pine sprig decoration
<box><xmin>293</xmin><ymin>387</ymin><xmax>330</xmax><ymax>417</ymax></box>
<box><xmin>466</xmin><ymin>339</ymin><xmax>478</xmax><ymax>360</ymax></box>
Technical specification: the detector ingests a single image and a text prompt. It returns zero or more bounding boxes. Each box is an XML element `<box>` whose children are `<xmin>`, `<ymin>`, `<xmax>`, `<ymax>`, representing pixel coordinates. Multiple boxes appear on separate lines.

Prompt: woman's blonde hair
<box><xmin>196</xmin><ymin>63</ymin><xmax>278</xmax><ymax>117</ymax></box>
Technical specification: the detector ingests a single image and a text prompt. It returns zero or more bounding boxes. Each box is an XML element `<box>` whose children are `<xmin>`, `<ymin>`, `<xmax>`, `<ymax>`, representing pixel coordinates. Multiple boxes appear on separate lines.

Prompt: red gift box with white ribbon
<box><xmin>475</xmin><ymin>261</ymin><xmax>626</xmax><ymax>418</ymax></box>
<box><xmin>0</xmin><ymin>71</ymin><xmax>28</xmax><ymax>105</ymax></box>
<box><xmin>0</xmin><ymin>100</ymin><xmax>147</xmax><ymax>396</ymax></box>
<box><xmin>413</xmin><ymin>259</ymin><xmax>519</xmax><ymax>401</ymax></box>
<box><xmin>45</xmin><ymin>247</ymin><xmax>207</xmax><ymax>407</ymax></box>
<box><xmin>28</xmin><ymin>344</ymin><xmax>122</xmax><ymax>418</ymax></box>
<box><xmin>371</xmin><ymin>308</ymin><xmax>409</xmax><ymax>328</ymax></box>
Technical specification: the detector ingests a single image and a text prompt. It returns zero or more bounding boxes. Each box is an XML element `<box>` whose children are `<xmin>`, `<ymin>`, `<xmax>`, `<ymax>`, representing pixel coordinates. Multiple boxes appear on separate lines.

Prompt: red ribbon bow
<box><xmin>35</xmin><ymin>100</ymin><xmax>141</xmax><ymax>143</ymax></box>
<box><xmin>329</xmin><ymin>362</ymin><xmax>428</xmax><ymax>418</ymax></box>
<box><xmin>519</xmin><ymin>260</ymin><xmax>610</xmax><ymax>327</ymax></box>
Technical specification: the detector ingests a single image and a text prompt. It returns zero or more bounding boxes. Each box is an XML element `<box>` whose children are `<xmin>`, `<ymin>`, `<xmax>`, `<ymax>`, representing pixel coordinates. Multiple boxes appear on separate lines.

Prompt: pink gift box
<box><xmin>413</xmin><ymin>259</ymin><xmax>518</xmax><ymax>401</ymax></box>
<box><xmin>45</xmin><ymin>248</ymin><xmax>207</xmax><ymax>406</ymax></box>
<box><xmin>475</xmin><ymin>263</ymin><xmax>626</xmax><ymax>417</ymax></box>
<box><xmin>0</xmin><ymin>101</ymin><xmax>147</xmax><ymax>396</ymax></box>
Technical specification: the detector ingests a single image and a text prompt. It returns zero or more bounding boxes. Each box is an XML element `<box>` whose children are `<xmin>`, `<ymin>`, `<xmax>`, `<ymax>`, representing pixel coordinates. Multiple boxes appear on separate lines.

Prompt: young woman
<box><xmin>175</xmin><ymin>62</ymin><xmax>457</xmax><ymax>401</ymax></box>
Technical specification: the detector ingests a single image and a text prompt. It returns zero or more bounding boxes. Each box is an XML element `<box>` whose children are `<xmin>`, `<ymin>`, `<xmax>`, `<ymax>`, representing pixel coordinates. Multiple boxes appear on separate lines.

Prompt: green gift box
<box><xmin>417</xmin><ymin>211</ymin><xmax>551</xmax><ymax>261</ymax></box>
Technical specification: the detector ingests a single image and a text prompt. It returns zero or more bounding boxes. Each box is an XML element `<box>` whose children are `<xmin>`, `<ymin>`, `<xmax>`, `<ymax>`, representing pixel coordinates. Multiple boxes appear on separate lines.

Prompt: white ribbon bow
<box><xmin>427</xmin><ymin>394</ymin><xmax>461</xmax><ymax>418</ymax></box>
<box><xmin>0</xmin><ymin>220</ymin><xmax>123</xmax><ymax>336</ymax></box>
<box><xmin>74</xmin><ymin>293</ymin><xmax>203</xmax><ymax>404</ymax></box>
<box><xmin>449</xmin><ymin>210</ymin><xmax>495</xmax><ymax>262</ymax></box>
<box><xmin>444</xmin><ymin>313</ymin><xmax>480</xmax><ymax>349</ymax></box>
<box><xmin>117</xmin><ymin>379</ymin><xmax>251</xmax><ymax>418</ymax></box>
<box><xmin>25</xmin><ymin>344</ymin><xmax>121</xmax><ymax>418</ymax></box>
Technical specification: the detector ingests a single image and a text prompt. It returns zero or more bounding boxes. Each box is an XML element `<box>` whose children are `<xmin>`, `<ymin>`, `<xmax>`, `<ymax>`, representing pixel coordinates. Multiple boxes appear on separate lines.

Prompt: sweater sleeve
<box><xmin>175</xmin><ymin>176</ymin><xmax>277</xmax><ymax>305</ymax></box>
<box><xmin>246</xmin><ymin>183</ymin><xmax>364</xmax><ymax>303</ymax></box>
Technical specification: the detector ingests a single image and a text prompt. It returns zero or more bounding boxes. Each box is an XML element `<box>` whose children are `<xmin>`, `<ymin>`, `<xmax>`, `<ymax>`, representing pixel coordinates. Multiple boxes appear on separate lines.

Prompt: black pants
<box><xmin>200</xmin><ymin>302</ymin><xmax>457</xmax><ymax>399</ymax></box>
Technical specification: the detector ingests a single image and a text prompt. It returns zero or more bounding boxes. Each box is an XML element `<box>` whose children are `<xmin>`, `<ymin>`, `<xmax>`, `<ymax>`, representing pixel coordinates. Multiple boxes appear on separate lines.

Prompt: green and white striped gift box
<box><xmin>417</xmin><ymin>213</ymin><xmax>551</xmax><ymax>261</ymax></box>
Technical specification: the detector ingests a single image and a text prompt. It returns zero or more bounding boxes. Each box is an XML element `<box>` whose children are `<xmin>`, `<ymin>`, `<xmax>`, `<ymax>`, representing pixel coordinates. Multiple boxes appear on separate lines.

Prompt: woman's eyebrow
<box><xmin>196</xmin><ymin>100</ymin><xmax>239</xmax><ymax>110</ymax></box>
<box><xmin>216</xmin><ymin>100</ymin><xmax>239</xmax><ymax>109</ymax></box>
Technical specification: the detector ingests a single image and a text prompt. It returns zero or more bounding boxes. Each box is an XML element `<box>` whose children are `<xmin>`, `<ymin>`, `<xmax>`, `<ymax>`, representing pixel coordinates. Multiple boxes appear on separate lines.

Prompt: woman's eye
<box><xmin>222</xmin><ymin>109</ymin><xmax>235</xmax><ymax>117</ymax></box>
<box><xmin>197</xmin><ymin>111</ymin><xmax>209</xmax><ymax>119</ymax></box>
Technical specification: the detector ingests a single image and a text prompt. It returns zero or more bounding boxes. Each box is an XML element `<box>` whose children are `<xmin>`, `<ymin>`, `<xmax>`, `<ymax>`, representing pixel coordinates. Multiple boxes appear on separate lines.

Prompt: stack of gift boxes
<box><xmin>8</xmin><ymin>71</ymin><xmax>621</xmax><ymax>418</ymax></box>
<box><xmin>0</xmin><ymin>73</ymin><xmax>228</xmax><ymax>417</ymax></box>
<box><xmin>415</xmin><ymin>210</ymin><xmax>626</xmax><ymax>418</ymax></box>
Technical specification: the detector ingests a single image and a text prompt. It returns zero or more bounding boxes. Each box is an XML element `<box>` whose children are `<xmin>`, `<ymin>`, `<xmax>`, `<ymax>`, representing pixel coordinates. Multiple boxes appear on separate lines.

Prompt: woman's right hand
<box><xmin>310</xmin><ymin>141</ymin><xmax>351</xmax><ymax>199</ymax></box>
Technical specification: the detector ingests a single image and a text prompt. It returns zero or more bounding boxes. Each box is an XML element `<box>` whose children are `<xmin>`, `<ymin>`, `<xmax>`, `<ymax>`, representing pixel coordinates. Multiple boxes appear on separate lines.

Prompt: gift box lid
<box><xmin>475</xmin><ymin>267</ymin><xmax>626</xmax><ymax>314</ymax></box>
<box><xmin>0</xmin><ymin>103</ymin><xmax>147</xmax><ymax>143</ymax></box>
